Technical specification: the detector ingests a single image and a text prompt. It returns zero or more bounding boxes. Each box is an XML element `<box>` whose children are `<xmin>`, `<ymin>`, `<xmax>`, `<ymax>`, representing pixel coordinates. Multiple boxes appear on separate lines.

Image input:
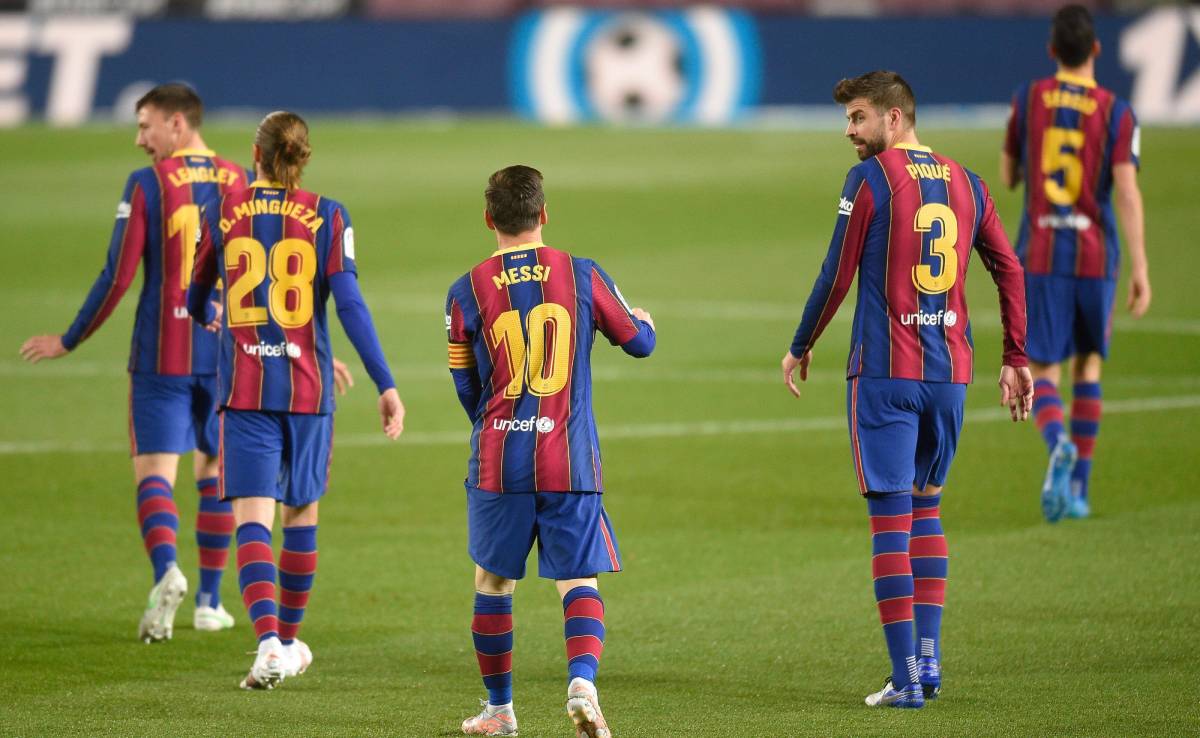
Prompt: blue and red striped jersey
<box><xmin>790</xmin><ymin>144</ymin><xmax>1028</xmax><ymax>383</ymax></box>
<box><xmin>446</xmin><ymin>242</ymin><xmax>655</xmax><ymax>493</ymax></box>
<box><xmin>191</xmin><ymin>182</ymin><xmax>357</xmax><ymax>414</ymax></box>
<box><xmin>1004</xmin><ymin>72</ymin><xmax>1140</xmax><ymax>279</ymax></box>
<box><xmin>62</xmin><ymin>149</ymin><xmax>250</xmax><ymax>375</ymax></box>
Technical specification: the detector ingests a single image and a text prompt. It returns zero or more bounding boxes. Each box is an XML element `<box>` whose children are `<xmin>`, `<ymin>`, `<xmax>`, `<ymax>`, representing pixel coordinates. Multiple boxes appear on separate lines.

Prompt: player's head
<box><xmin>254</xmin><ymin>111</ymin><xmax>311</xmax><ymax>192</ymax></box>
<box><xmin>485</xmin><ymin>165</ymin><xmax>547</xmax><ymax>236</ymax></box>
<box><xmin>134</xmin><ymin>83</ymin><xmax>203</xmax><ymax>163</ymax></box>
<box><xmin>1050</xmin><ymin>4</ymin><xmax>1098</xmax><ymax>68</ymax></box>
<box><xmin>833</xmin><ymin>71</ymin><xmax>916</xmax><ymax>161</ymax></box>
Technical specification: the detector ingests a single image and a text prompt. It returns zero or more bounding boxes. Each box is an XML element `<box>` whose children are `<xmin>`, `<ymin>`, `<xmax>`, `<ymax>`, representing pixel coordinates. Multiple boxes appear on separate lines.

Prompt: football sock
<box><xmin>278</xmin><ymin>525</ymin><xmax>318</xmax><ymax>645</ymax></box>
<box><xmin>911</xmin><ymin>494</ymin><xmax>948</xmax><ymax>664</ymax></box>
<box><xmin>194</xmin><ymin>477</ymin><xmax>233</xmax><ymax>608</ymax></box>
<box><xmin>562</xmin><ymin>586</ymin><xmax>606</xmax><ymax>684</ymax></box>
<box><xmin>1070</xmin><ymin>382</ymin><xmax>1102</xmax><ymax>502</ymax></box>
<box><xmin>472</xmin><ymin>593</ymin><xmax>514</xmax><ymax>706</ymax></box>
<box><xmin>136</xmin><ymin>475</ymin><xmax>178</xmax><ymax>583</ymax></box>
<box><xmin>236</xmin><ymin>523</ymin><xmax>278</xmax><ymax>642</ymax></box>
<box><xmin>1032</xmin><ymin>379</ymin><xmax>1066</xmax><ymax>452</ymax></box>
<box><xmin>867</xmin><ymin>493</ymin><xmax>918</xmax><ymax>689</ymax></box>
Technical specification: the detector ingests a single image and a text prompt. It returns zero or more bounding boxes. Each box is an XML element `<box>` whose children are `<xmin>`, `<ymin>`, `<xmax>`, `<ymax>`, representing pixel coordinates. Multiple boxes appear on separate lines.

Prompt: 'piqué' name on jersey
<box><xmin>167</xmin><ymin>166</ymin><xmax>241</xmax><ymax>189</ymax></box>
<box><xmin>491</xmin><ymin>264</ymin><xmax>551</xmax><ymax>290</ymax></box>
<box><xmin>219</xmin><ymin>198</ymin><xmax>325</xmax><ymax>235</ymax></box>
<box><xmin>905</xmin><ymin>162</ymin><xmax>952</xmax><ymax>182</ymax></box>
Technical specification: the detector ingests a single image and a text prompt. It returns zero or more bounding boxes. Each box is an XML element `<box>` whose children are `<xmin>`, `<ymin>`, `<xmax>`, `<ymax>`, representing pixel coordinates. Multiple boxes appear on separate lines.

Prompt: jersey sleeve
<box><xmin>972</xmin><ymin>177</ymin><xmax>1028</xmax><ymax>368</ymax></box>
<box><xmin>330</xmin><ymin>271</ymin><xmax>396</xmax><ymax>393</ymax></box>
<box><xmin>61</xmin><ymin>173</ymin><xmax>148</xmax><ymax>350</ymax></box>
<box><xmin>446</xmin><ymin>281</ymin><xmax>482</xmax><ymax>421</ymax></box>
<box><xmin>1111</xmin><ymin>101</ymin><xmax>1140</xmax><ymax>170</ymax></box>
<box><xmin>789</xmin><ymin>167</ymin><xmax>873</xmax><ymax>358</ymax></box>
<box><xmin>325</xmin><ymin>203</ymin><xmax>357</xmax><ymax>277</ymax></box>
<box><xmin>1003</xmin><ymin>83</ymin><xmax>1028</xmax><ymax>160</ymax></box>
<box><xmin>590</xmin><ymin>262</ymin><xmax>655</xmax><ymax>358</ymax></box>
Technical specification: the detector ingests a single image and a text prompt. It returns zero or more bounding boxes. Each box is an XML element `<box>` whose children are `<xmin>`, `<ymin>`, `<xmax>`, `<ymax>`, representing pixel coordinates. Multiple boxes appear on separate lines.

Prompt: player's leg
<box><xmin>1066</xmin><ymin>278</ymin><xmax>1115</xmax><ymax>518</ymax></box>
<box><xmin>221</xmin><ymin>409</ymin><xmax>286</xmax><ymax>690</ymax></box>
<box><xmin>1026</xmin><ymin>275</ymin><xmax>1078</xmax><ymax>522</ymax></box>
<box><xmin>851</xmin><ymin>378</ymin><xmax>923</xmax><ymax>708</ymax></box>
<box><xmin>538</xmin><ymin>492</ymin><xmax>621</xmax><ymax>736</ymax></box>
<box><xmin>192</xmin><ymin>376</ymin><xmax>235</xmax><ymax>630</ymax></box>
<box><xmin>462</xmin><ymin>487</ymin><xmax>532</xmax><ymax>736</ymax></box>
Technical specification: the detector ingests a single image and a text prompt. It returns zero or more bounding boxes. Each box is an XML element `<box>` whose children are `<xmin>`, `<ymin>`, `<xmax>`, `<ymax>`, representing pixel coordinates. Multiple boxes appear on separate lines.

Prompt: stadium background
<box><xmin>1</xmin><ymin>1</ymin><xmax>1198</xmax><ymax>735</ymax></box>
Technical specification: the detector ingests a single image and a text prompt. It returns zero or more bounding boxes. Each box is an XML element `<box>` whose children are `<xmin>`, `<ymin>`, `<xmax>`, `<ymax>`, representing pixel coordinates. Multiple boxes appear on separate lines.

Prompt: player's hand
<box><xmin>332</xmin><ymin>357</ymin><xmax>355</xmax><ymax>396</ymax></box>
<box><xmin>379</xmin><ymin>387</ymin><xmax>405</xmax><ymax>439</ymax></box>
<box><xmin>19</xmin><ymin>334</ymin><xmax>68</xmax><ymax>363</ymax></box>
<box><xmin>631</xmin><ymin>307</ymin><xmax>655</xmax><ymax>331</ymax></box>
<box><xmin>1126</xmin><ymin>267</ymin><xmax>1151</xmax><ymax>318</ymax></box>
<box><xmin>782</xmin><ymin>350</ymin><xmax>812</xmax><ymax>398</ymax></box>
<box><xmin>204</xmin><ymin>301</ymin><xmax>223</xmax><ymax>333</ymax></box>
<box><xmin>998</xmin><ymin>365</ymin><xmax>1033</xmax><ymax>422</ymax></box>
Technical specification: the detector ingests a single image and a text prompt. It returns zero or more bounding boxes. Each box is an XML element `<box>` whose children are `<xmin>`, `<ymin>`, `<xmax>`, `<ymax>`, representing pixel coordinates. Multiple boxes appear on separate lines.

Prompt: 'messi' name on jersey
<box><xmin>241</xmin><ymin>340</ymin><xmax>302</xmax><ymax>358</ymax></box>
<box><xmin>899</xmin><ymin>309</ymin><xmax>958</xmax><ymax>327</ymax></box>
<box><xmin>219</xmin><ymin>199</ymin><xmax>325</xmax><ymax>235</ymax></box>
<box><xmin>167</xmin><ymin>166</ymin><xmax>242</xmax><ymax>189</ymax></box>
<box><xmin>491</xmin><ymin>264</ymin><xmax>551</xmax><ymax>290</ymax></box>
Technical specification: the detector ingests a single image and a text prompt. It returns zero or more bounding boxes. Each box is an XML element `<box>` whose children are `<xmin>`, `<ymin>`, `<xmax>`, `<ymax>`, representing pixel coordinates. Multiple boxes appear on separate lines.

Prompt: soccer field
<box><xmin>1</xmin><ymin>121</ymin><xmax>1198</xmax><ymax>736</ymax></box>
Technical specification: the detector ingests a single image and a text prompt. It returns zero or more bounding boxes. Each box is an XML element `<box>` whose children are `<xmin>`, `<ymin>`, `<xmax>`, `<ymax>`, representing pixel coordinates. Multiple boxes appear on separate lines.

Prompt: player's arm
<box><xmin>590</xmin><ymin>264</ymin><xmax>655</xmax><ymax>358</ymax></box>
<box><xmin>973</xmin><ymin>181</ymin><xmax>1033</xmax><ymax>421</ymax></box>
<box><xmin>782</xmin><ymin>169</ymin><xmax>872</xmax><ymax>397</ymax></box>
<box><xmin>187</xmin><ymin>212</ymin><xmax>220</xmax><ymax>330</ymax></box>
<box><xmin>21</xmin><ymin>174</ymin><xmax>147</xmax><ymax>363</ymax></box>
<box><xmin>1000</xmin><ymin>88</ymin><xmax>1026</xmax><ymax>190</ymax></box>
<box><xmin>1111</xmin><ymin>106</ymin><xmax>1150</xmax><ymax>318</ymax></box>
<box><xmin>446</xmin><ymin>290</ymin><xmax>482</xmax><ymax>422</ymax></box>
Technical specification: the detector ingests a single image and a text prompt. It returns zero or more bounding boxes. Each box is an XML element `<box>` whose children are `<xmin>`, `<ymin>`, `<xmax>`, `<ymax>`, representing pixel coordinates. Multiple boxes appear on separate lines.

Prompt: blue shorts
<box><xmin>219</xmin><ymin>409</ymin><xmax>334</xmax><ymax>507</ymax></box>
<box><xmin>1025</xmin><ymin>274</ymin><xmax>1116</xmax><ymax>364</ymax></box>
<box><xmin>129</xmin><ymin>373</ymin><xmax>219</xmax><ymax>457</ymax></box>
<box><xmin>847</xmin><ymin>377</ymin><xmax>966</xmax><ymax>495</ymax></box>
<box><xmin>466</xmin><ymin>486</ymin><xmax>622</xmax><ymax>581</ymax></box>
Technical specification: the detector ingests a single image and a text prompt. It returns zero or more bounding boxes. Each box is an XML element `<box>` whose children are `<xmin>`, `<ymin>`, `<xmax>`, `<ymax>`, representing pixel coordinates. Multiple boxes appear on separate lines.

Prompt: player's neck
<box><xmin>889</xmin><ymin>128</ymin><xmax>922</xmax><ymax>150</ymax></box>
<box><xmin>1057</xmin><ymin>60</ymin><xmax>1096</xmax><ymax>82</ymax></box>
<box><xmin>174</xmin><ymin>131</ymin><xmax>208</xmax><ymax>155</ymax></box>
<box><xmin>494</xmin><ymin>228</ymin><xmax>543</xmax><ymax>251</ymax></box>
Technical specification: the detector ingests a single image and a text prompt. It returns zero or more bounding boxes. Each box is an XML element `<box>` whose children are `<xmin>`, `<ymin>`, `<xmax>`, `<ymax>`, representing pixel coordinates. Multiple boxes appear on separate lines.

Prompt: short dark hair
<box><xmin>136</xmin><ymin>83</ymin><xmax>203</xmax><ymax>129</ymax></box>
<box><xmin>486</xmin><ymin>165</ymin><xmax>545</xmax><ymax>235</ymax></box>
<box><xmin>1051</xmin><ymin>4</ymin><xmax>1095</xmax><ymax>68</ymax></box>
<box><xmin>832</xmin><ymin>70</ymin><xmax>917</xmax><ymax>127</ymax></box>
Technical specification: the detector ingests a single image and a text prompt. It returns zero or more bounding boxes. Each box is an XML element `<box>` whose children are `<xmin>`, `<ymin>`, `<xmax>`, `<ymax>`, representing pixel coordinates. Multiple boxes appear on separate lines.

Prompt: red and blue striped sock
<box><xmin>1070</xmin><ymin>382</ymin><xmax>1102</xmax><ymax>501</ymax></box>
<box><xmin>278</xmin><ymin>525</ymin><xmax>318</xmax><ymax>645</ymax></box>
<box><xmin>195</xmin><ymin>477</ymin><xmax>233</xmax><ymax>608</ymax></box>
<box><xmin>563</xmin><ymin>586</ymin><xmax>605</xmax><ymax>684</ymax></box>
<box><xmin>911</xmin><ymin>494</ymin><xmax>948</xmax><ymax>663</ymax></box>
<box><xmin>136</xmin><ymin>476</ymin><xmax>178</xmax><ymax>583</ymax></box>
<box><xmin>868</xmin><ymin>494</ymin><xmax>918</xmax><ymax>689</ymax></box>
<box><xmin>236</xmin><ymin>523</ymin><xmax>278</xmax><ymax>642</ymax></box>
<box><xmin>1033</xmin><ymin>379</ymin><xmax>1066</xmax><ymax>452</ymax></box>
<box><xmin>472</xmin><ymin>593</ymin><xmax>514</xmax><ymax>705</ymax></box>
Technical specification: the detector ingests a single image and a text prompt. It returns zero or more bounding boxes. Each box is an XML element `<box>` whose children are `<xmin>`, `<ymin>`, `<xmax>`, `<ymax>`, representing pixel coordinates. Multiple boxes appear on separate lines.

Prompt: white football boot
<box><xmin>138</xmin><ymin>564</ymin><xmax>187</xmax><ymax>643</ymax></box>
<box><xmin>461</xmin><ymin>700</ymin><xmax>518</xmax><ymax>736</ymax></box>
<box><xmin>239</xmin><ymin>636</ymin><xmax>285</xmax><ymax>690</ymax></box>
<box><xmin>566</xmin><ymin>677</ymin><xmax>612</xmax><ymax>738</ymax></box>
<box><xmin>283</xmin><ymin>639</ymin><xmax>313</xmax><ymax>678</ymax></box>
<box><xmin>193</xmin><ymin>603</ymin><xmax>236</xmax><ymax>631</ymax></box>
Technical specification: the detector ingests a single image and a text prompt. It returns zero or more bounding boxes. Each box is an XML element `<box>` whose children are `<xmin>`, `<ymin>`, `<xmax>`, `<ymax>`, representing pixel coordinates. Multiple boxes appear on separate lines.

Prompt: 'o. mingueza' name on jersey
<box><xmin>492</xmin><ymin>264</ymin><xmax>551</xmax><ymax>290</ymax></box>
<box><xmin>1041</xmin><ymin>88</ymin><xmax>1098</xmax><ymax>115</ymax></box>
<box><xmin>219</xmin><ymin>198</ymin><xmax>324</xmax><ymax>235</ymax></box>
<box><xmin>905</xmin><ymin>162</ymin><xmax>952</xmax><ymax>182</ymax></box>
<box><xmin>167</xmin><ymin>166</ymin><xmax>241</xmax><ymax>189</ymax></box>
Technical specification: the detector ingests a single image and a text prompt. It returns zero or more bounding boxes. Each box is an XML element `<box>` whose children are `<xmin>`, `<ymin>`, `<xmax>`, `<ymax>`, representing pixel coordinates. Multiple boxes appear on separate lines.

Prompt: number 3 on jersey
<box><xmin>490</xmin><ymin>303</ymin><xmax>571</xmax><ymax>398</ymax></box>
<box><xmin>911</xmin><ymin>203</ymin><xmax>959</xmax><ymax>295</ymax></box>
<box><xmin>225</xmin><ymin>237</ymin><xmax>317</xmax><ymax>329</ymax></box>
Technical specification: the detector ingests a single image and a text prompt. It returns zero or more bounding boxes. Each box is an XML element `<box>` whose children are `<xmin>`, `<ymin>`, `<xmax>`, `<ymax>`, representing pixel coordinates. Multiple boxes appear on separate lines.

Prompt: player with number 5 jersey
<box><xmin>188</xmin><ymin>111</ymin><xmax>405</xmax><ymax>691</ymax></box>
<box><xmin>447</xmin><ymin>165</ymin><xmax>654</xmax><ymax>738</ymax></box>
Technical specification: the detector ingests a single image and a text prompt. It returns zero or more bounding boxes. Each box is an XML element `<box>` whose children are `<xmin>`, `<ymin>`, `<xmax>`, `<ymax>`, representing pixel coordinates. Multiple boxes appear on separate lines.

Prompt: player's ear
<box><xmin>1093</xmin><ymin>40</ymin><xmax>1101</xmax><ymax>60</ymax></box>
<box><xmin>1047</xmin><ymin>43</ymin><xmax>1056</xmax><ymax>62</ymax></box>
<box><xmin>539</xmin><ymin>204</ymin><xmax>548</xmax><ymax>226</ymax></box>
<box><xmin>252</xmin><ymin>144</ymin><xmax>262</xmax><ymax>165</ymax></box>
<box><xmin>484</xmin><ymin>210</ymin><xmax>496</xmax><ymax>231</ymax></box>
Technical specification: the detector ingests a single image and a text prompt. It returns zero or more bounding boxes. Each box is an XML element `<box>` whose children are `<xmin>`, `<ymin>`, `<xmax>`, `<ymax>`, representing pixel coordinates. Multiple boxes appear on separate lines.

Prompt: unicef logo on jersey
<box><xmin>510</xmin><ymin>8</ymin><xmax>761</xmax><ymax>125</ymax></box>
<box><xmin>241</xmin><ymin>341</ymin><xmax>302</xmax><ymax>359</ymax></box>
<box><xmin>900</xmin><ymin>309</ymin><xmax>958</xmax><ymax>328</ymax></box>
<box><xmin>493</xmin><ymin>415</ymin><xmax>556</xmax><ymax>434</ymax></box>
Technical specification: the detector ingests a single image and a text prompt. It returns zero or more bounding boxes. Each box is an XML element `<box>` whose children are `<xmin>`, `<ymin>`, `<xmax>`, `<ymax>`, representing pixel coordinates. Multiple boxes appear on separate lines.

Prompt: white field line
<box><xmin>2</xmin><ymin>393</ymin><xmax>1197</xmax><ymax>456</ymax></box>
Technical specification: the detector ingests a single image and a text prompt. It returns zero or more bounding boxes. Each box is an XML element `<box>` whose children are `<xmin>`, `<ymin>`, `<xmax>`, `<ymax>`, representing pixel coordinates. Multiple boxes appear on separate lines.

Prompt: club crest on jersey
<box><xmin>900</xmin><ymin>309</ymin><xmax>958</xmax><ymax>327</ymax></box>
<box><xmin>493</xmin><ymin>415</ymin><xmax>556</xmax><ymax>433</ymax></box>
<box><xmin>838</xmin><ymin>197</ymin><xmax>853</xmax><ymax>216</ymax></box>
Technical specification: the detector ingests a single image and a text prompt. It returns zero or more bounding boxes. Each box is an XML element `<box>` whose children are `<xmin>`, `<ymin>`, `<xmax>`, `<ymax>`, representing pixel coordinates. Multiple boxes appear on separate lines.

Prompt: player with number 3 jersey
<box><xmin>447</xmin><ymin>165</ymin><xmax>654</xmax><ymax>738</ymax></box>
<box><xmin>188</xmin><ymin>111</ymin><xmax>404</xmax><ymax>691</ymax></box>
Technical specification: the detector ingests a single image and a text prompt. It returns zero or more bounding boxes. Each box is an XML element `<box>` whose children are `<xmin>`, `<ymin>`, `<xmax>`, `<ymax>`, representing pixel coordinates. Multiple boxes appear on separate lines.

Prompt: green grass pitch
<box><xmin>1</xmin><ymin>121</ymin><xmax>1198</xmax><ymax>736</ymax></box>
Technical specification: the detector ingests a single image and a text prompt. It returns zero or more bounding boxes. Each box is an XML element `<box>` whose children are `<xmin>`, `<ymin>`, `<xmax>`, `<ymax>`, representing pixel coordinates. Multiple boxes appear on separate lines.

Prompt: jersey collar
<box><xmin>250</xmin><ymin>179</ymin><xmax>287</xmax><ymax>189</ymax></box>
<box><xmin>492</xmin><ymin>241</ymin><xmax>545</xmax><ymax>257</ymax></box>
<box><xmin>171</xmin><ymin>148</ymin><xmax>215</xmax><ymax>158</ymax></box>
<box><xmin>1055</xmin><ymin>71</ymin><xmax>1096</xmax><ymax>89</ymax></box>
<box><xmin>893</xmin><ymin>142</ymin><xmax>933</xmax><ymax>153</ymax></box>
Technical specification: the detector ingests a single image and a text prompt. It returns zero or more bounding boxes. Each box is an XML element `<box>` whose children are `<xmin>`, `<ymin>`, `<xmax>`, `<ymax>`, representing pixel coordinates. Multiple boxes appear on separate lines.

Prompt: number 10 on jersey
<box><xmin>489</xmin><ymin>303</ymin><xmax>571</xmax><ymax>398</ymax></box>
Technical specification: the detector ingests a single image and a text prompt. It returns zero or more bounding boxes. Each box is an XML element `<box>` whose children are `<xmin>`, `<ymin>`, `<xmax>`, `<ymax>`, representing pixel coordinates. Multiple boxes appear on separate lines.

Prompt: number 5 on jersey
<box><xmin>489</xmin><ymin>303</ymin><xmax>571</xmax><ymax>398</ymax></box>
